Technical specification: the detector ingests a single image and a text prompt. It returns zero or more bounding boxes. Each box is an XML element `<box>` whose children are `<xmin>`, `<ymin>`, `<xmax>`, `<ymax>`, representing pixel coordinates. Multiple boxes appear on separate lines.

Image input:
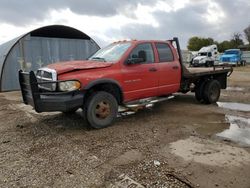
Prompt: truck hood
<box><xmin>221</xmin><ymin>54</ymin><xmax>237</xmax><ymax>58</ymax></box>
<box><xmin>194</xmin><ymin>56</ymin><xmax>207</xmax><ymax>61</ymax></box>
<box><xmin>46</xmin><ymin>60</ymin><xmax>113</xmax><ymax>75</ymax></box>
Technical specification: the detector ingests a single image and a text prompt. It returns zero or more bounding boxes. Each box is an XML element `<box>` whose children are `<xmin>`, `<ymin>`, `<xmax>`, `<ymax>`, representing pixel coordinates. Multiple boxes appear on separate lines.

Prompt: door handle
<box><xmin>149</xmin><ymin>67</ymin><xmax>157</xmax><ymax>72</ymax></box>
<box><xmin>172</xmin><ymin>66</ymin><xmax>179</xmax><ymax>70</ymax></box>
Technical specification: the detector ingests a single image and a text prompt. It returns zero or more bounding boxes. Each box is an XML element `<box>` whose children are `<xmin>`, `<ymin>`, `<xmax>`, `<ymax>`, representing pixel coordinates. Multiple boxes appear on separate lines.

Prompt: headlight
<box><xmin>58</xmin><ymin>81</ymin><xmax>81</xmax><ymax>91</ymax></box>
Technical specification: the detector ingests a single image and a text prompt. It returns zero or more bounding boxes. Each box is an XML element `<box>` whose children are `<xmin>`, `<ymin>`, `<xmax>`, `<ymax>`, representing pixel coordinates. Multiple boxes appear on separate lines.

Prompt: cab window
<box><xmin>156</xmin><ymin>43</ymin><xmax>174</xmax><ymax>62</ymax></box>
<box><xmin>128</xmin><ymin>43</ymin><xmax>155</xmax><ymax>63</ymax></box>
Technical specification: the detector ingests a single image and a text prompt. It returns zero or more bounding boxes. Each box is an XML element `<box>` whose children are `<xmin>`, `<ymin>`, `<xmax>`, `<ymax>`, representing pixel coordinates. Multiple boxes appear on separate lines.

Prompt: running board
<box><xmin>124</xmin><ymin>95</ymin><xmax>174</xmax><ymax>109</ymax></box>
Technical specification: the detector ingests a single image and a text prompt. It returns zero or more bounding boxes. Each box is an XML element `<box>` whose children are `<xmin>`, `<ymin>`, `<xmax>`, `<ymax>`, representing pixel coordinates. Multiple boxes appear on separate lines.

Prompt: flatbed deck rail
<box><xmin>183</xmin><ymin>66</ymin><xmax>233</xmax><ymax>78</ymax></box>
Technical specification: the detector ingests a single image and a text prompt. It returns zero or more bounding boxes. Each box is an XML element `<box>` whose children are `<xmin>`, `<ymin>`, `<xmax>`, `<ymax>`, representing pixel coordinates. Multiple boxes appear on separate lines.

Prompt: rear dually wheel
<box><xmin>203</xmin><ymin>80</ymin><xmax>221</xmax><ymax>104</ymax></box>
<box><xmin>195</xmin><ymin>81</ymin><xmax>206</xmax><ymax>102</ymax></box>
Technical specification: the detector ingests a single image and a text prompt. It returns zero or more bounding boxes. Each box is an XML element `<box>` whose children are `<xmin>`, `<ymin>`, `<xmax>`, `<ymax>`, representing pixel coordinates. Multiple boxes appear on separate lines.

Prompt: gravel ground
<box><xmin>0</xmin><ymin>66</ymin><xmax>250</xmax><ymax>188</ymax></box>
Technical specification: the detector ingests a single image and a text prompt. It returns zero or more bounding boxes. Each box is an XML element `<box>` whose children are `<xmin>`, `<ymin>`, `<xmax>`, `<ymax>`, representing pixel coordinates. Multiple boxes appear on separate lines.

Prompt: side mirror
<box><xmin>126</xmin><ymin>58</ymin><xmax>144</xmax><ymax>65</ymax></box>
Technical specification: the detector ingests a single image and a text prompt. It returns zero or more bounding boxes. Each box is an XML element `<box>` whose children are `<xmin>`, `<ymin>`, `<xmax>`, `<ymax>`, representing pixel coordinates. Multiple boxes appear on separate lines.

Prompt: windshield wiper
<box><xmin>90</xmin><ymin>57</ymin><xmax>106</xmax><ymax>62</ymax></box>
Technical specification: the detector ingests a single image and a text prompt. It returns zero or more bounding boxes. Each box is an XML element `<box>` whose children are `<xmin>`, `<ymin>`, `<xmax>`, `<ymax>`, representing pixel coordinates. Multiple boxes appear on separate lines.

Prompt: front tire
<box><xmin>84</xmin><ymin>91</ymin><xmax>118</xmax><ymax>129</ymax></box>
<box><xmin>205</xmin><ymin>61</ymin><xmax>214</xmax><ymax>67</ymax></box>
<box><xmin>241</xmin><ymin>60</ymin><xmax>246</xmax><ymax>66</ymax></box>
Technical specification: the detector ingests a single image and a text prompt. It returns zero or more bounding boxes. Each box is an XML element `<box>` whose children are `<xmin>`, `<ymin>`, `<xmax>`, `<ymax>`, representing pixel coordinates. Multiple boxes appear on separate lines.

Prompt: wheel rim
<box><xmin>95</xmin><ymin>101</ymin><xmax>111</xmax><ymax>119</ymax></box>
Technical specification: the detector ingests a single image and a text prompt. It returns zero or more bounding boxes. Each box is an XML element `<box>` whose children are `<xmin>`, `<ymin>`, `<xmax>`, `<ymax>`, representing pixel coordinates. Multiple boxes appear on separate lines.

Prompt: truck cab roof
<box><xmin>112</xmin><ymin>39</ymin><xmax>173</xmax><ymax>45</ymax></box>
<box><xmin>198</xmin><ymin>44</ymin><xmax>217</xmax><ymax>53</ymax></box>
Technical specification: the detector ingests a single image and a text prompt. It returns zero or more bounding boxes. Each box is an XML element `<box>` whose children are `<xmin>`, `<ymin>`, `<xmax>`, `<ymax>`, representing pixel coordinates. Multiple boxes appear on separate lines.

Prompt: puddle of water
<box><xmin>217</xmin><ymin>102</ymin><xmax>250</xmax><ymax>112</ymax></box>
<box><xmin>226</xmin><ymin>87</ymin><xmax>244</xmax><ymax>91</ymax></box>
<box><xmin>168</xmin><ymin>136</ymin><xmax>250</xmax><ymax>167</ymax></box>
<box><xmin>216</xmin><ymin>115</ymin><xmax>250</xmax><ymax>146</ymax></box>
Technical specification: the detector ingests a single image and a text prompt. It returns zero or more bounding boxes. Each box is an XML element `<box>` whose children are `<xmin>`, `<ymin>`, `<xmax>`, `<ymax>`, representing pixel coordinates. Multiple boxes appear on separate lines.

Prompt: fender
<box><xmin>84</xmin><ymin>78</ymin><xmax>124</xmax><ymax>102</ymax></box>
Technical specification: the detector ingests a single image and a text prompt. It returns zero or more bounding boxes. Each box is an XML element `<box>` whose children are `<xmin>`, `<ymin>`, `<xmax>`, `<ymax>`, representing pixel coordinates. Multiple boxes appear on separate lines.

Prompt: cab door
<box><xmin>121</xmin><ymin>43</ymin><xmax>158</xmax><ymax>102</ymax></box>
<box><xmin>154</xmin><ymin>42</ymin><xmax>181</xmax><ymax>95</ymax></box>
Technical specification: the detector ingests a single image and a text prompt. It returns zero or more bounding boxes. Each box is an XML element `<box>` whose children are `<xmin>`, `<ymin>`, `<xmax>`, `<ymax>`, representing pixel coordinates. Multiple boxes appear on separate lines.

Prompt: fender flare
<box><xmin>84</xmin><ymin>78</ymin><xmax>124</xmax><ymax>103</ymax></box>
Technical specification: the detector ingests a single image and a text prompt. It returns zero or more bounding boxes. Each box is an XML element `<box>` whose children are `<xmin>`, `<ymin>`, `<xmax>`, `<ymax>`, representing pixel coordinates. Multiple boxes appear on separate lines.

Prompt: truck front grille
<box><xmin>36</xmin><ymin>68</ymin><xmax>57</xmax><ymax>91</ymax></box>
<box><xmin>221</xmin><ymin>57</ymin><xmax>230</xmax><ymax>62</ymax></box>
<box><xmin>193</xmin><ymin>59</ymin><xmax>199</xmax><ymax>64</ymax></box>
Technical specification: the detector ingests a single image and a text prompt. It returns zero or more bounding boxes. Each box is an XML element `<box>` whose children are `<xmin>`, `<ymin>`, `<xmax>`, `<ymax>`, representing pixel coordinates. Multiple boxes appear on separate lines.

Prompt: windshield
<box><xmin>225</xmin><ymin>51</ymin><xmax>239</xmax><ymax>55</ymax></box>
<box><xmin>89</xmin><ymin>42</ymin><xmax>131</xmax><ymax>62</ymax></box>
<box><xmin>198</xmin><ymin>52</ymin><xmax>207</xmax><ymax>56</ymax></box>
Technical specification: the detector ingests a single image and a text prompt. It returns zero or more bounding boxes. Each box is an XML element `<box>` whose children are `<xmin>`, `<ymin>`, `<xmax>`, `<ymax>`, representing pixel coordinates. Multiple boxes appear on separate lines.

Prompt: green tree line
<box><xmin>187</xmin><ymin>24</ymin><xmax>250</xmax><ymax>52</ymax></box>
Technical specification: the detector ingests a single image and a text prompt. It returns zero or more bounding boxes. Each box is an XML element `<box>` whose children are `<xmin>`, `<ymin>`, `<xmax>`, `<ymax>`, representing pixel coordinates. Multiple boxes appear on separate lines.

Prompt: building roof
<box><xmin>0</xmin><ymin>25</ymin><xmax>100</xmax><ymax>91</ymax></box>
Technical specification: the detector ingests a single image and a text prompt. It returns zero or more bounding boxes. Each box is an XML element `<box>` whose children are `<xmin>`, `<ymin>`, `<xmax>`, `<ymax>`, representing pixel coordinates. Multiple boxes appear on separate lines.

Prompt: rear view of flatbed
<box><xmin>171</xmin><ymin>38</ymin><xmax>233</xmax><ymax>104</ymax></box>
<box><xmin>179</xmin><ymin>65</ymin><xmax>233</xmax><ymax>104</ymax></box>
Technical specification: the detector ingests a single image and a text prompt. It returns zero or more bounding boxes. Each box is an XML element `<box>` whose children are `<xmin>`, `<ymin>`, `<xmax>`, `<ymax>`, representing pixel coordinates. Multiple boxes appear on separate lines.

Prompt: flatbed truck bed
<box><xmin>183</xmin><ymin>66</ymin><xmax>233</xmax><ymax>78</ymax></box>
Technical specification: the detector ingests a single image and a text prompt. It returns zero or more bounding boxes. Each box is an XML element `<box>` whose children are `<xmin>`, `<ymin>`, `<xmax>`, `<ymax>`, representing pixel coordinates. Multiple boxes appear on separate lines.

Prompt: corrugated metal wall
<box><xmin>242</xmin><ymin>51</ymin><xmax>250</xmax><ymax>64</ymax></box>
<box><xmin>1</xmin><ymin>35</ymin><xmax>99</xmax><ymax>91</ymax></box>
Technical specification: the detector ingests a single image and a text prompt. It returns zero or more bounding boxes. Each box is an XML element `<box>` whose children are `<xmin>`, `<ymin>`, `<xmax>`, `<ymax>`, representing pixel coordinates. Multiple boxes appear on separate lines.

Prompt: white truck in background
<box><xmin>191</xmin><ymin>44</ymin><xmax>218</xmax><ymax>67</ymax></box>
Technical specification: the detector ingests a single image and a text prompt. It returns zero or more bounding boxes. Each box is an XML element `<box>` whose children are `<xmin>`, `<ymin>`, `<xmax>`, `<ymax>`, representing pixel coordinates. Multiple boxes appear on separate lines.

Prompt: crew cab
<box><xmin>19</xmin><ymin>38</ymin><xmax>233</xmax><ymax>128</ymax></box>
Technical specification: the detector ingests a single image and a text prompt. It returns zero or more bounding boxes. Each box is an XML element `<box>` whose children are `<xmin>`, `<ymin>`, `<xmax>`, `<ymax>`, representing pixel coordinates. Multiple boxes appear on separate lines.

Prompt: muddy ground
<box><xmin>0</xmin><ymin>66</ymin><xmax>250</xmax><ymax>188</ymax></box>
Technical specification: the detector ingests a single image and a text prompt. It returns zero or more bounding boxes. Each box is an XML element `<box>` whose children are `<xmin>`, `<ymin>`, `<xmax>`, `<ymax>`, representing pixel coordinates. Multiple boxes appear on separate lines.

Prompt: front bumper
<box><xmin>19</xmin><ymin>70</ymin><xmax>84</xmax><ymax>113</ymax></box>
<box><xmin>192</xmin><ymin>62</ymin><xmax>206</xmax><ymax>67</ymax></box>
<box><xmin>220</xmin><ymin>61</ymin><xmax>237</xmax><ymax>65</ymax></box>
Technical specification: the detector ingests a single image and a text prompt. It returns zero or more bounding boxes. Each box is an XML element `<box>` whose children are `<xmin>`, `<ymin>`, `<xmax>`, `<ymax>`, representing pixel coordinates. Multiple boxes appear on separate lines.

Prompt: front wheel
<box><xmin>205</xmin><ymin>61</ymin><xmax>214</xmax><ymax>67</ymax></box>
<box><xmin>84</xmin><ymin>91</ymin><xmax>118</xmax><ymax>129</ymax></box>
<box><xmin>241</xmin><ymin>60</ymin><xmax>246</xmax><ymax>66</ymax></box>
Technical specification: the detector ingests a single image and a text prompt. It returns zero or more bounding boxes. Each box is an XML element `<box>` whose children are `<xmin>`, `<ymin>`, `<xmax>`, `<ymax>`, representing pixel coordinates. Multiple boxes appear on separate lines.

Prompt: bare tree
<box><xmin>231</xmin><ymin>32</ymin><xmax>244</xmax><ymax>46</ymax></box>
<box><xmin>244</xmin><ymin>25</ymin><xmax>250</xmax><ymax>44</ymax></box>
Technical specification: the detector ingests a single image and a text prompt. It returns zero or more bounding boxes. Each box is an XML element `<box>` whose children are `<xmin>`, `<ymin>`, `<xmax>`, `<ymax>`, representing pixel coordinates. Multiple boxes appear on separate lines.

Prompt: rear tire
<box><xmin>195</xmin><ymin>81</ymin><xmax>206</xmax><ymax>102</ymax></box>
<box><xmin>84</xmin><ymin>91</ymin><xmax>118</xmax><ymax>129</ymax></box>
<box><xmin>203</xmin><ymin>80</ymin><xmax>221</xmax><ymax>104</ymax></box>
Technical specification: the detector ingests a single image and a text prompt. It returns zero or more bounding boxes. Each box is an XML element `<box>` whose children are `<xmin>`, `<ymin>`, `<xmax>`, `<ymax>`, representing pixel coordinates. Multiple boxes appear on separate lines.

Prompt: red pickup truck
<box><xmin>19</xmin><ymin>38</ymin><xmax>232</xmax><ymax>128</ymax></box>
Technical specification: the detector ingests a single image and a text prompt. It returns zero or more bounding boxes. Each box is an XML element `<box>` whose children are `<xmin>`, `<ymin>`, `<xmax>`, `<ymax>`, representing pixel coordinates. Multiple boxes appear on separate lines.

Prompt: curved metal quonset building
<box><xmin>0</xmin><ymin>25</ymin><xmax>100</xmax><ymax>91</ymax></box>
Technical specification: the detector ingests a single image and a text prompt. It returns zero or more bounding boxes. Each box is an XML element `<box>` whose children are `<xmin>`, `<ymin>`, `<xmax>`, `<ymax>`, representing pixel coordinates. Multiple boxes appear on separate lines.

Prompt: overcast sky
<box><xmin>0</xmin><ymin>0</ymin><xmax>249</xmax><ymax>48</ymax></box>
